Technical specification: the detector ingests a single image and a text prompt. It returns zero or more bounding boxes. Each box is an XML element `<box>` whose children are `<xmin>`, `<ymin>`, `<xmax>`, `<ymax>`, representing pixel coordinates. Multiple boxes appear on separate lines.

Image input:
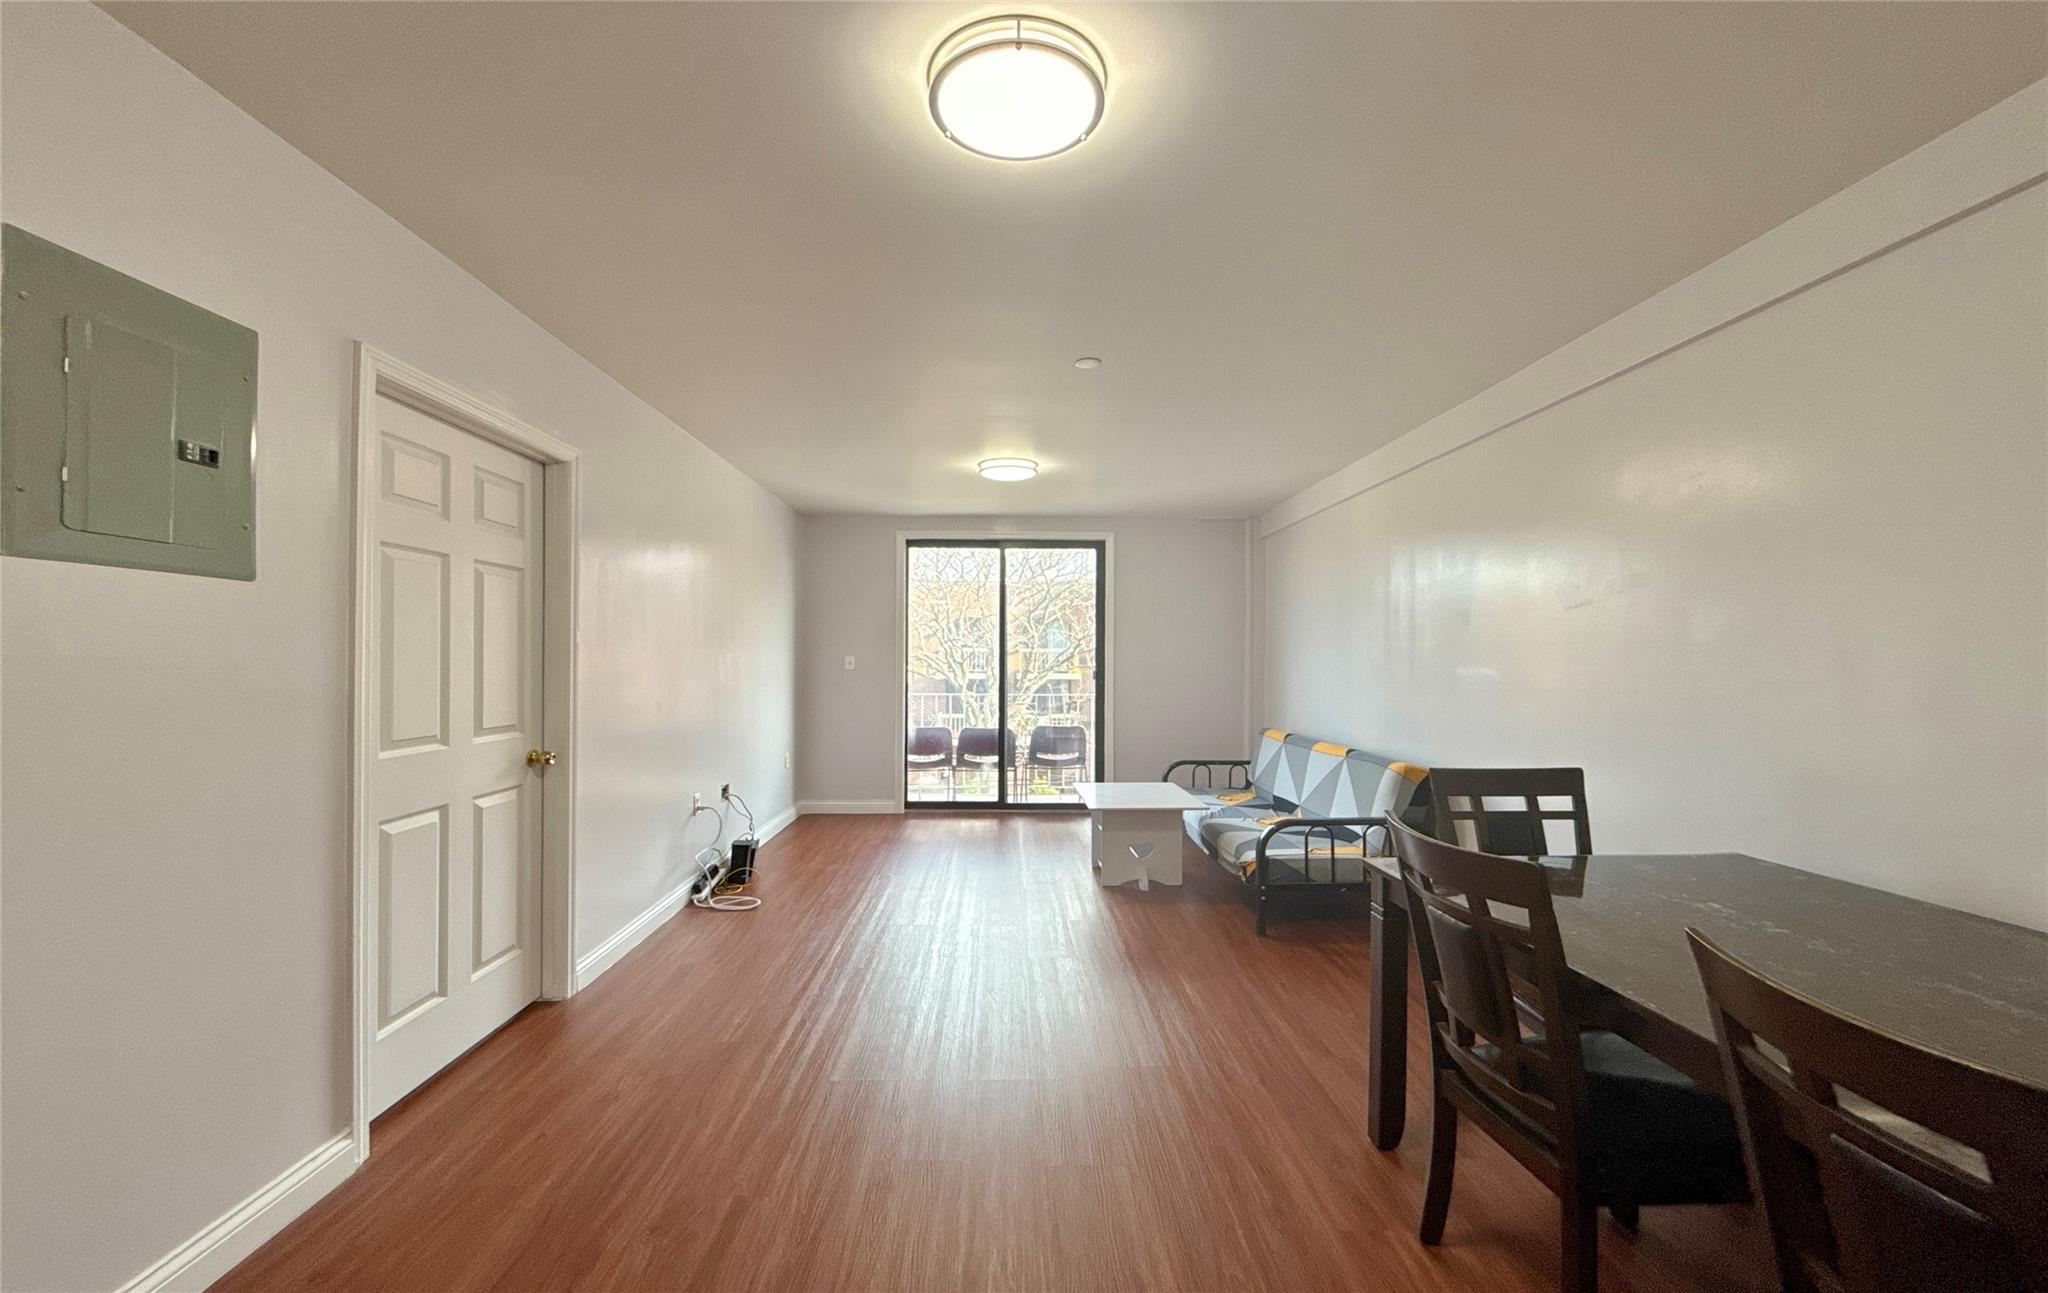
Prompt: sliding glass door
<box><xmin>905</xmin><ymin>540</ymin><xmax>1104</xmax><ymax>807</ymax></box>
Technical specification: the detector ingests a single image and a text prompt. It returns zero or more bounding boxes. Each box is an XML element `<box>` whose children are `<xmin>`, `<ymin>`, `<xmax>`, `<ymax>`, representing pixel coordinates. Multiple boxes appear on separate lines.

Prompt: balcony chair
<box><xmin>1024</xmin><ymin>724</ymin><xmax>1088</xmax><ymax>793</ymax></box>
<box><xmin>905</xmin><ymin>726</ymin><xmax>954</xmax><ymax>798</ymax></box>
<box><xmin>954</xmin><ymin>726</ymin><xmax>1008</xmax><ymax>797</ymax></box>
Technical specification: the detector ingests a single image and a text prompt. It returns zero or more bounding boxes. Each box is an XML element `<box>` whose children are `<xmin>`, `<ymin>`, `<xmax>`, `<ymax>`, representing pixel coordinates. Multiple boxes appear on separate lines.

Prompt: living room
<box><xmin>2</xmin><ymin>5</ymin><xmax>2044</xmax><ymax>1292</ymax></box>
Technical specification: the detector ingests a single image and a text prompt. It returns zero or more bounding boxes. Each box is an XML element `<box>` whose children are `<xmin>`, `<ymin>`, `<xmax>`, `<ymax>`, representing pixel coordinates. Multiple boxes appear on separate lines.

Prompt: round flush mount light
<box><xmin>928</xmin><ymin>15</ymin><xmax>1106</xmax><ymax>161</ymax></box>
<box><xmin>1073</xmin><ymin>356</ymin><xmax>1102</xmax><ymax>370</ymax></box>
<box><xmin>977</xmin><ymin>457</ymin><xmax>1040</xmax><ymax>482</ymax></box>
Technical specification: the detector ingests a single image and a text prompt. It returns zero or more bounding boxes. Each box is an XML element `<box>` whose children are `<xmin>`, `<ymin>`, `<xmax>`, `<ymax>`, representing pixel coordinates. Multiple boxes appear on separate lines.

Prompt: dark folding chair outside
<box><xmin>906</xmin><ymin>726</ymin><xmax>954</xmax><ymax>797</ymax></box>
<box><xmin>954</xmin><ymin>726</ymin><xmax>1007</xmax><ymax>797</ymax></box>
<box><xmin>1025</xmin><ymin>724</ymin><xmax>1087</xmax><ymax>793</ymax></box>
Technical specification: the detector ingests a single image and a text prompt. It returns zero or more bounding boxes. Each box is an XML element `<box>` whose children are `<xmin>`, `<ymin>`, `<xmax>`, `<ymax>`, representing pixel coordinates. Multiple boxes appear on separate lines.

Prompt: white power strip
<box><xmin>688</xmin><ymin>844</ymin><xmax>725</xmax><ymax>894</ymax></box>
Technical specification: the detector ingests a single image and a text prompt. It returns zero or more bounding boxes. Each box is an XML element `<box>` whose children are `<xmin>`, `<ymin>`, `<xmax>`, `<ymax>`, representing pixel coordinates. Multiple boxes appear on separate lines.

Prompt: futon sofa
<box><xmin>1165</xmin><ymin>729</ymin><xmax>1431</xmax><ymax>934</ymax></box>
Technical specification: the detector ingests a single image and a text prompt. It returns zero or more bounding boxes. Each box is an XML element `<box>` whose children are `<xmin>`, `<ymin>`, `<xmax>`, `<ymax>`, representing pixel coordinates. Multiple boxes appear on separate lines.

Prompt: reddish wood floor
<box><xmin>218</xmin><ymin>814</ymin><xmax>1771</xmax><ymax>1291</ymax></box>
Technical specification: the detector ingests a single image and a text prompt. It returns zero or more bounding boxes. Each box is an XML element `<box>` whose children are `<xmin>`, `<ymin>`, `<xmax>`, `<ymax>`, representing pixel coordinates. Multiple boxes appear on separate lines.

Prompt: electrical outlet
<box><xmin>691</xmin><ymin>792</ymin><xmax>702</xmax><ymax>814</ymax></box>
<box><xmin>844</xmin><ymin>655</ymin><xmax>856</xmax><ymax>670</ymax></box>
<box><xmin>784</xmin><ymin>751</ymin><xmax>792</xmax><ymax>770</ymax></box>
<box><xmin>721</xmin><ymin>782</ymin><xmax>732</xmax><ymax>800</ymax></box>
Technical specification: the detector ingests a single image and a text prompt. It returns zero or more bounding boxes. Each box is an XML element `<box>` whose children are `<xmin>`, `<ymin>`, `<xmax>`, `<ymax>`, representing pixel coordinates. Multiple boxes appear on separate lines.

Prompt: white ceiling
<box><xmin>104</xmin><ymin>2</ymin><xmax>2046</xmax><ymax>516</ymax></box>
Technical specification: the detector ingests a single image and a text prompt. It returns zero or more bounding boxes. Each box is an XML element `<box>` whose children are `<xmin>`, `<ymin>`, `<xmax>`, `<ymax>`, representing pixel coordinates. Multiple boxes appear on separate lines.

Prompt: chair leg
<box><xmin>1255</xmin><ymin>890</ymin><xmax>1268</xmax><ymax>936</ymax></box>
<box><xmin>1418</xmin><ymin>1092</ymin><xmax>1458</xmax><ymax>1244</ymax></box>
<box><xmin>1608</xmin><ymin>1202</ymin><xmax>1638</xmax><ymax>1235</ymax></box>
<box><xmin>1560</xmin><ymin>1193</ymin><xmax>1599</xmax><ymax>1293</ymax></box>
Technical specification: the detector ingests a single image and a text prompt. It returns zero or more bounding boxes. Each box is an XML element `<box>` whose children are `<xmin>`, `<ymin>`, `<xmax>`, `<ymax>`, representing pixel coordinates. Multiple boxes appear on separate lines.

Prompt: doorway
<box><xmin>903</xmin><ymin>539</ymin><xmax>1106</xmax><ymax>808</ymax></box>
<box><xmin>350</xmin><ymin>345</ymin><xmax>579</xmax><ymax>1159</ymax></box>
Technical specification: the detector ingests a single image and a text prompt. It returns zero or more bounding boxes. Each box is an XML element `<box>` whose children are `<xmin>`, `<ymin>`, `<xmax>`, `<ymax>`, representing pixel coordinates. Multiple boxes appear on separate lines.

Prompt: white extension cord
<box><xmin>687</xmin><ymin>799</ymin><xmax>760</xmax><ymax>912</ymax></box>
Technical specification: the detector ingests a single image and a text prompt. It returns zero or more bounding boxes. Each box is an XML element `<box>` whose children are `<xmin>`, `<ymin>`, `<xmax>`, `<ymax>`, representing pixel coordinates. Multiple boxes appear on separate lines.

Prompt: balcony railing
<box><xmin>904</xmin><ymin>688</ymin><xmax>1097</xmax><ymax>803</ymax></box>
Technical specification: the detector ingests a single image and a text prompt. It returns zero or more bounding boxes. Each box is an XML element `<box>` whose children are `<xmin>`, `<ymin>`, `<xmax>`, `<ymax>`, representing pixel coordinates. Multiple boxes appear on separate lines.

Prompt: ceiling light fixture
<box><xmin>977</xmin><ymin>457</ymin><xmax>1039</xmax><ymax>482</ymax></box>
<box><xmin>1073</xmin><ymin>356</ymin><xmax>1102</xmax><ymax>370</ymax></box>
<box><xmin>928</xmin><ymin>15</ymin><xmax>1106</xmax><ymax>161</ymax></box>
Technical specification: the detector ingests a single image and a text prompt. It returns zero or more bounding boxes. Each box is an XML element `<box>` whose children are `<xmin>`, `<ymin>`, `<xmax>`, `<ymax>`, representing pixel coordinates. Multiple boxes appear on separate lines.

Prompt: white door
<box><xmin>369</xmin><ymin>394</ymin><xmax>545</xmax><ymax>1115</ymax></box>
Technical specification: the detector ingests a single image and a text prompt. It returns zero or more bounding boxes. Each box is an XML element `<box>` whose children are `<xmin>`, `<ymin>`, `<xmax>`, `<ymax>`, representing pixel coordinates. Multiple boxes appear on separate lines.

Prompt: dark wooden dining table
<box><xmin>1362</xmin><ymin>851</ymin><xmax>2048</xmax><ymax>1150</ymax></box>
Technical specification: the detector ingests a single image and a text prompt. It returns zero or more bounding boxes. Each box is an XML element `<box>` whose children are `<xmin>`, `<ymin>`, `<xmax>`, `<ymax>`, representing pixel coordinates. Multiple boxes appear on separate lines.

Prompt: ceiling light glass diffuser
<box><xmin>978</xmin><ymin>457</ymin><xmax>1039</xmax><ymax>482</ymax></box>
<box><xmin>928</xmin><ymin>15</ymin><xmax>1106</xmax><ymax>161</ymax></box>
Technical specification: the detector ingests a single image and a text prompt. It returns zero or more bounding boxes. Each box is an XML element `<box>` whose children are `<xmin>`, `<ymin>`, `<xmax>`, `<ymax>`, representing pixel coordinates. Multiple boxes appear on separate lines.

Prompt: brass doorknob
<box><xmin>525</xmin><ymin>749</ymin><xmax>557</xmax><ymax>769</ymax></box>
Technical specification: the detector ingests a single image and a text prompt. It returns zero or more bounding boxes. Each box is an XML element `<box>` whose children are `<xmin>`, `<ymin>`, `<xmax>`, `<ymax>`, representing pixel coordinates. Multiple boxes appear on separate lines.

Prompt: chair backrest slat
<box><xmin>1688</xmin><ymin>930</ymin><xmax>2048</xmax><ymax>1293</ymax></box>
<box><xmin>1426</xmin><ymin>767</ymin><xmax>1591</xmax><ymax>857</ymax></box>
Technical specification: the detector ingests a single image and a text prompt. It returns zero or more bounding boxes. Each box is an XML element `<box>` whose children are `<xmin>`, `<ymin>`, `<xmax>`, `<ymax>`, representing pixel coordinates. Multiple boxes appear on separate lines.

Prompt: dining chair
<box><xmin>905</xmin><ymin>726</ymin><xmax>954</xmax><ymax>797</ymax></box>
<box><xmin>1385</xmin><ymin>814</ymin><xmax>1748</xmax><ymax>1293</ymax></box>
<box><xmin>1425</xmin><ymin>767</ymin><xmax>1591</xmax><ymax>856</ymax></box>
<box><xmin>1687</xmin><ymin>930</ymin><xmax>2048</xmax><ymax>1293</ymax></box>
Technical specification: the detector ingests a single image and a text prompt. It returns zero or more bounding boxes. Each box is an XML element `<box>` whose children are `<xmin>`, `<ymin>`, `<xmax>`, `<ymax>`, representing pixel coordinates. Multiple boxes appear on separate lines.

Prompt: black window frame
<box><xmin>902</xmin><ymin>537</ymin><xmax>1107</xmax><ymax>810</ymax></box>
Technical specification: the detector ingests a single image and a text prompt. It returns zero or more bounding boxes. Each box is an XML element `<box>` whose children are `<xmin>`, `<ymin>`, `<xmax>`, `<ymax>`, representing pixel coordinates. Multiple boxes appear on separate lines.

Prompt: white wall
<box><xmin>797</xmin><ymin>514</ymin><xmax>1249</xmax><ymax>807</ymax></box>
<box><xmin>0</xmin><ymin>7</ymin><xmax>796</xmax><ymax>1291</ymax></box>
<box><xmin>1257</xmin><ymin>92</ymin><xmax>2048</xmax><ymax>930</ymax></box>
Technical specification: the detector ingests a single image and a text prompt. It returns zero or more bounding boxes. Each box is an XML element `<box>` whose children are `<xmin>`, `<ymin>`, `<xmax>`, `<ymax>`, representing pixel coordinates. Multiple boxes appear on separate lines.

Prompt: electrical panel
<box><xmin>2</xmin><ymin>224</ymin><xmax>257</xmax><ymax>579</ymax></box>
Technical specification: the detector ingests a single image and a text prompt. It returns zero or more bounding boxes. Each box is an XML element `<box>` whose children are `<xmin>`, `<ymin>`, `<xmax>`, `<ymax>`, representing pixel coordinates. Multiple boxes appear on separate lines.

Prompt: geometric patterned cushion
<box><xmin>1180</xmin><ymin>790</ymin><xmax>1277</xmax><ymax>851</ymax></box>
<box><xmin>1249</xmin><ymin>730</ymin><xmax>1428</xmax><ymax>819</ymax></box>
<box><xmin>1247</xmin><ymin>730</ymin><xmax>1293</xmax><ymax>799</ymax></box>
<box><xmin>1200</xmin><ymin>808</ymin><xmax>1381</xmax><ymax>881</ymax></box>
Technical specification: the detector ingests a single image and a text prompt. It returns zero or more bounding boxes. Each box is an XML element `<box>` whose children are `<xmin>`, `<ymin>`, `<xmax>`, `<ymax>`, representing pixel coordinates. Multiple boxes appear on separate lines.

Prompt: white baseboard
<box><xmin>116</xmin><ymin>1132</ymin><xmax>355</xmax><ymax>1293</ymax></box>
<box><xmin>757</xmin><ymin>804</ymin><xmax>799</xmax><ymax>841</ymax></box>
<box><xmin>573</xmin><ymin>802</ymin><xmax>801</xmax><ymax>993</ymax></box>
<box><xmin>797</xmin><ymin>799</ymin><xmax>900</xmax><ymax>815</ymax></box>
<box><xmin>574</xmin><ymin>876</ymin><xmax>695</xmax><ymax>992</ymax></box>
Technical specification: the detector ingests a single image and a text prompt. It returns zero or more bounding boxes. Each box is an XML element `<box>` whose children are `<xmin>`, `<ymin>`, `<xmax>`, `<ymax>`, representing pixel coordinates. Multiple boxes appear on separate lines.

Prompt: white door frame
<box><xmin>895</xmin><ymin>529</ymin><xmax>1116</xmax><ymax>810</ymax></box>
<box><xmin>348</xmin><ymin>343</ymin><xmax>580</xmax><ymax>1162</ymax></box>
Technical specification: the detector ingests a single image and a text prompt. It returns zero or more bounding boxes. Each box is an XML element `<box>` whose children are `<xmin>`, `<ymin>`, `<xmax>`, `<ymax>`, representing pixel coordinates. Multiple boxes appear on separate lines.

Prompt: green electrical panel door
<box><xmin>2</xmin><ymin>224</ymin><xmax>257</xmax><ymax>579</ymax></box>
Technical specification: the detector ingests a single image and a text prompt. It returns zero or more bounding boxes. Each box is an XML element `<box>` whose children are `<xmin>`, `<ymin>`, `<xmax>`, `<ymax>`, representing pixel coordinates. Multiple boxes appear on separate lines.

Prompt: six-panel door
<box><xmin>369</xmin><ymin>394</ymin><xmax>545</xmax><ymax>1116</ymax></box>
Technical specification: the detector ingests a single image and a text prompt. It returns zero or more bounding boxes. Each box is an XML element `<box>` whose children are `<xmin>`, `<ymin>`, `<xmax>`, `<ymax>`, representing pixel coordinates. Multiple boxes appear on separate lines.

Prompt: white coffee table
<box><xmin>1076</xmin><ymin>782</ymin><xmax>1201</xmax><ymax>890</ymax></box>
